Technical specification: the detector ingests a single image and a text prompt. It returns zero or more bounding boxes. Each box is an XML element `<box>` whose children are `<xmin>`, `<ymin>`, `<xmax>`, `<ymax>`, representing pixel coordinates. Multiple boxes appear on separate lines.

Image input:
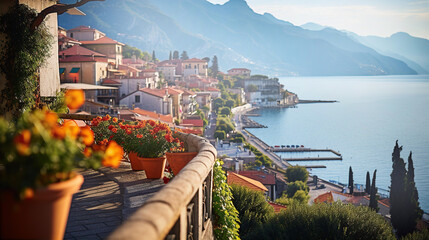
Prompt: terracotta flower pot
<box><xmin>128</xmin><ymin>151</ymin><xmax>144</xmax><ymax>170</ymax></box>
<box><xmin>129</xmin><ymin>152</ymin><xmax>166</xmax><ymax>179</ymax></box>
<box><xmin>166</xmin><ymin>152</ymin><xmax>198</xmax><ymax>175</ymax></box>
<box><xmin>0</xmin><ymin>174</ymin><xmax>84</xmax><ymax>240</ymax></box>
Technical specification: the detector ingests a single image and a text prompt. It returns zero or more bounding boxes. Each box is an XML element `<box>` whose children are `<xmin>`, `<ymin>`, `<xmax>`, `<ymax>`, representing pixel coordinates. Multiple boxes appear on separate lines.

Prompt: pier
<box><xmin>284</xmin><ymin>157</ymin><xmax>342</xmax><ymax>161</ymax></box>
<box><xmin>298</xmin><ymin>100</ymin><xmax>338</xmax><ymax>104</ymax></box>
<box><xmin>300</xmin><ymin>165</ymin><xmax>327</xmax><ymax>168</ymax></box>
<box><xmin>273</xmin><ymin>148</ymin><xmax>342</xmax><ymax>156</ymax></box>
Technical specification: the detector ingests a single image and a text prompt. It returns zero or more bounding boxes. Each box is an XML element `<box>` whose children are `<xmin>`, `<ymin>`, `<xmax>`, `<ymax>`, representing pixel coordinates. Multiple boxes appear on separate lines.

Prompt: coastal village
<box><xmin>0</xmin><ymin>1</ymin><xmax>427</xmax><ymax>240</ymax></box>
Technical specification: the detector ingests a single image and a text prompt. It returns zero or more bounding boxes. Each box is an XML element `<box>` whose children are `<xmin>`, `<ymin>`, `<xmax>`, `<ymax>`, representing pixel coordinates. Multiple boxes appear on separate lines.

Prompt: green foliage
<box><xmin>230</xmin><ymin>185</ymin><xmax>274</xmax><ymax>239</ymax></box>
<box><xmin>220</xmin><ymin>107</ymin><xmax>231</xmax><ymax>115</ymax></box>
<box><xmin>0</xmin><ymin>4</ymin><xmax>53</xmax><ymax>119</ymax></box>
<box><xmin>212</xmin><ymin>160</ymin><xmax>240</xmax><ymax>240</ymax></box>
<box><xmin>390</xmin><ymin>141</ymin><xmax>422</xmax><ymax>237</ymax></box>
<box><xmin>173</xmin><ymin>50</ymin><xmax>179</xmax><ymax>60</ymax></box>
<box><xmin>233</xmin><ymin>137</ymin><xmax>244</xmax><ymax>143</ymax></box>
<box><xmin>401</xmin><ymin>229</ymin><xmax>429</xmax><ymax>240</ymax></box>
<box><xmin>246</xmin><ymin>84</ymin><xmax>258</xmax><ymax>92</ymax></box>
<box><xmin>226</xmin><ymin>99</ymin><xmax>236</xmax><ymax>108</ymax></box>
<box><xmin>366</xmin><ymin>171</ymin><xmax>371</xmax><ymax>194</ymax></box>
<box><xmin>285</xmin><ymin>166</ymin><xmax>309</xmax><ymax>182</ymax></box>
<box><xmin>210</xmin><ymin>55</ymin><xmax>219</xmax><ymax>77</ymax></box>
<box><xmin>122</xmin><ymin>45</ymin><xmax>150</xmax><ymax>60</ymax></box>
<box><xmin>214</xmin><ymin>130</ymin><xmax>226</xmax><ymax>140</ymax></box>
<box><xmin>349</xmin><ymin>166</ymin><xmax>354</xmax><ymax>194</ymax></box>
<box><xmin>286</xmin><ymin>181</ymin><xmax>309</xmax><ymax>198</ymax></box>
<box><xmin>369</xmin><ymin>170</ymin><xmax>379</xmax><ymax>212</ymax></box>
<box><xmin>247</xmin><ymin>202</ymin><xmax>396</xmax><ymax>240</ymax></box>
<box><xmin>292</xmin><ymin>190</ymin><xmax>310</xmax><ymax>203</ymax></box>
<box><xmin>180</xmin><ymin>50</ymin><xmax>189</xmax><ymax>60</ymax></box>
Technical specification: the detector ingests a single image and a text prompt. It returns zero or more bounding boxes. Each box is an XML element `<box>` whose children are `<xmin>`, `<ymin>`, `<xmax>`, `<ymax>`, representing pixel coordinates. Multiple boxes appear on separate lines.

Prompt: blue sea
<box><xmin>247</xmin><ymin>75</ymin><xmax>429</xmax><ymax>212</ymax></box>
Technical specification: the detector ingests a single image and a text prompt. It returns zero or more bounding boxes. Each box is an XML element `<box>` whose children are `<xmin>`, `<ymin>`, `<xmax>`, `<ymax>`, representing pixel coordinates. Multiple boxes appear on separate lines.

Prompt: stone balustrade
<box><xmin>108</xmin><ymin>132</ymin><xmax>216</xmax><ymax>240</ymax></box>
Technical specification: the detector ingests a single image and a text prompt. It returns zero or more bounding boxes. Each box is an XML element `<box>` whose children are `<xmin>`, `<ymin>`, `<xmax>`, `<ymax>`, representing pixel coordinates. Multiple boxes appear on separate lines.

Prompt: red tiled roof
<box><xmin>206</xmin><ymin>87</ymin><xmax>220</xmax><ymax>92</ymax></box>
<box><xmin>58</xmin><ymin>33</ymin><xmax>80</xmax><ymax>43</ymax></box>
<box><xmin>268</xmin><ymin>201</ymin><xmax>287</xmax><ymax>213</ymax></box>
<box><xmin>142</xmin><ymin>69</ymin><xmax>157</xmax><ymax>72</ymax></box>
<box><xmin>166</xmin><ymin>87</ymin><xmax>183</xmax><ymax>95</ymax></box>
<box><xmin>181</xmin><ymin>119</ymin><xmax>204</xmax><ymax>127</ymax></box>
<box><xmin>238</xmin><ymin>171</ymin><xmax>276</xmax><ymax>185</ymax></box>
<box><xmin>80</xmin><ymin>36</ymin><xmax>124</xmax><ymax>46</ymax></box>
<box><xmin>131</xmin><ymin>108</ymin><xmax>173</xmax><ymax>124</ymax></box>
<box><xmin>118</xmin><ymin>64</ymin><xmax>141</xmax><ymax>72</ymax></box>
<box><xmin>177</xmin><ymin>127</ymin><xmax>203</xmax><ymax>135</ymax></box>
<box><xmin>59</xmin><ymin>56</ymin><xmax>108</xmax><ymax>63</ymax></box>
<box><xmin>122</xmin><ymin>58</ymin><xmax>146</xmax><ymax>65</ymax></box>
<box><xmin>228</xmin><ymin>68</ymin><xmax>250</xmax><ymax>72</ymax></box>
<box><xmin>183</xmin><ymin>58</ymin><xmax>207</xmax><ymax>63</ymax></box>
<box><xmin>188</xmin><ymin>82</ymin><xmax>200</xmax><ymax>88</ymax></box>
<box><xmin>59</xmin><ymin>45</ymin><xmax>106</xmax><ymax>57</ymax></box>
<box><xmin>227</xmin><ymin>172</ymin><xmax>268</xmax><ymax>192</ymax></box>
<box><xmin>182</xmin><ymin>89</ymin><xmax>196</xmax><ymax>95</ymax></box>
<box><xmin>68</xmin><ymin>25</ymin><xmax>94</xmax><ymax>31</ymax></box>
<box><xmin>102</xmin><ymin>79</ymin><xmax>121</xmax><ymax>85</ymax></box>
<box><xmin>139</xmin><ymin>88</ymin><xmax>167</xmax><ymax>98</ymax></box>
<box><xmin>314</xmin><ymin>192</ymin><xmax>334</xmax><ymax>204</ymax></box>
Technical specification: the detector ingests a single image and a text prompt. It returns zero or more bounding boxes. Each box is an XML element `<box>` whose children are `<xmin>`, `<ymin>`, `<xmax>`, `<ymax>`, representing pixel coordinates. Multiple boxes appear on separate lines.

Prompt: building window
<box><xmin>70</xmin><ymin>33</ymin><xmax>73</xmax><ymax>38</ymax></box>
<box><xmin>135</xmin><ymin>95</ymin><xmax>140</xmax><ymax>103</ymax></box>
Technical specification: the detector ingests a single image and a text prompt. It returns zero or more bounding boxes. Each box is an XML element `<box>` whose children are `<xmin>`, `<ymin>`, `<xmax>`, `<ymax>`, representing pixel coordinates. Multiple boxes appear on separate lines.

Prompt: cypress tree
<box><xmin>405</xmin><ymin>152</ymin><xmax>423</xmax><ymax>234</ymax></box>
<box><xmin>390</xmin><ymin>141</ymin><xmax>408</xmax><ymax>237</ymax></box>
<box><xmin>348</xmin><ymin>166</ymin><xmax>354</xmax><ymax>194</ymax></box>
<box><xmin>152</xmin><ymin>50</ymin><xmax>156</xmax><ymax>62</ymax></box>
<box><xmin>365</xmin><ymin>171</ymin><xmax>371</xmax><ymax>194</ymax></box>
<box><xmin>211</xmin><ymin>55</ymin><xmax>219</xmax><ymax>77</ymax></box>
<box><xmin>180</xmin><ymin>51</ymin><xmax>189</xmax><ymax>60</ymax></box>
<box><xmin>169</xmin><ymin>51</ymin><xmax>172</xmax><ymax>60</ymax></box>
<box><xmin>173</xmin><ymin>50</ymin><xmax>179</xmax><ymax>60</ymax></box>
<box><xmin>369</xmin><ymin>170</ymin><xmax>379</xmax><ymax>212</ymax></box>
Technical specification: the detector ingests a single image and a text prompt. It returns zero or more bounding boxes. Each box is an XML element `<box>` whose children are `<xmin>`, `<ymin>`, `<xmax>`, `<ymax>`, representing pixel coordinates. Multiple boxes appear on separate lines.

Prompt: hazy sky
<box><xmin>208</xmin><ymin>0</ymin><xmax>429</xmax><ymax>39</ymax></box>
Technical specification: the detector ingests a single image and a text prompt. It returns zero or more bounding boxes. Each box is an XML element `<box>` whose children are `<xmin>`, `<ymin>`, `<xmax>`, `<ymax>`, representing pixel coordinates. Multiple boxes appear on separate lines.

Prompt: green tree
<box><xmin>285</xmin><ymin>166</ymin><xmax>308</xmax><ymax>182</ymax></box>
<box><xmin>369</xmin><ymin>170</ymin><xmax>379</xmax><ymax>212</ymax></box>
<box><xmin>226</xmin><ymin>99</ymin><xmax>236</xmax><ymax>108</ymax></box>
<box><xmin>390</xmin><ymin>141</ymin><xmax>409</xmax><ymax>237</ymax></box>
<box><xmin>286</xmin><ymin>181</ymin><xmax>308</xmax><ymax>198</ymax></box>
<box><xmin>247</xmin><ymin>84</ymin><xmax>258</xmax><ymax>92</ymax></box>
<box><xmin>213</xmin><ymin>160</ymin><xmax>240</xmax><ymax>239</ymax></box>
<box><xmin>220</xmin><ymin>107</ymin><xmax>231</xmax><ymax>116</ymax></box>
<box><xmin>169</xmin><ymin>51</ymin><xmax>172</xmax><ymax>60</ymax></box>
<box><xmin>366</xmin><ymin>171</ymin><xmax>371</xmax><ymax>194</ymax></box>
<box><xmin>247</xmin><ymin>203</ymin><xmax>396</xmax><ymax>240</ymax></box>
<box><xmin>401</xmin><ymin>229</ymin><xmax>429</xmax><ymax>240</ymax></box>
<box><xmin>202</xmin><ymin>57</ymin><xmax>210</xmax><ymax>64</ymax></box>
<box><xmin>210</xmin><ymin>55</ymin><xmax>219</xmax><ymax>77</ymax></box>
<box><xmin>230</xmin><ymin>185</ymin><xmax>274</xmax><ymax>239</ymax></box>
<box><xmin>349</xmin><ymin>166</ymin><xmax>354</xmax><ymax>194</ymax></box>
<box><xmin>214</xmin><ymin>130</ymin><xmax>226</xmax><ymax>140</ymax></box>
<box><xmin>405</xmin><ymin>152</ymin><xmax>423</xmax><ymax>235</ymax></box>
<box><xmin>173</xmin><ymin>50</ymin><xmax>179</xmax><ymax>60</ymax></box>
<box><xmin>180</xmin><ymin>50</ymin><xmax>189</xmax><ymax>60</ymax></box>
<box><xmin>152</xmin><ymin>50</ymin><xmax>156</xmax><ymax>62</ymax></box>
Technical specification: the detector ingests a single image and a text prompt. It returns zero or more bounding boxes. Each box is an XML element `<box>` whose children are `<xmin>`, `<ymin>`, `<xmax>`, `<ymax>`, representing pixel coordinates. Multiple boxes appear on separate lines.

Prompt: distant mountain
<box><xmin>58</xmin><ymin>0</ymin><xmax>417</xmax><ymax>76</ymax></box>
<box><xmin>351</xmin><ymin>32</ymin><xmax>429</xmax><ymax>74</ymax></box>
<box><xmin>300</xmin><ymin>22</ymin><xmax>328</xmax><ymax>31</ymax></box>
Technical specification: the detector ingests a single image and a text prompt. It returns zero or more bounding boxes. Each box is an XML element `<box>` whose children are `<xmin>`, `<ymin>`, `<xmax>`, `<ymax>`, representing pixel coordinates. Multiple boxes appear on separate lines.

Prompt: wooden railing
<box><xmin>108</xmin><ymin>132</ymin><xmax>216</xmax><ymax>240</ymax></box>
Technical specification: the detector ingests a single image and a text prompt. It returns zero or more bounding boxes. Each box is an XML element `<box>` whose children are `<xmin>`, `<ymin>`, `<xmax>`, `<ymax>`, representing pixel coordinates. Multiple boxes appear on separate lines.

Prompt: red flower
<box><xmin>112</xmin><ymin>117</ymin><xmax>118</xmax><ymax>122</ymax></box>
<box><xmin>136</xmin><ymin>134</ymin><xmax>143</xmax><ymax>138</ymax></box>
<box><xmin>163</xmin><ymin>176</ymin><xmax>170</xmax><ymax>184</ymax></box>
<box><xmin>108</xmin><ymin>125</ymin><xmax>114</xmax><ymax>130</ymax></box>
<box><xmin>111</xmin><ymin>128</ymin><xmax>117</xmax><ymax>133</ymax></box>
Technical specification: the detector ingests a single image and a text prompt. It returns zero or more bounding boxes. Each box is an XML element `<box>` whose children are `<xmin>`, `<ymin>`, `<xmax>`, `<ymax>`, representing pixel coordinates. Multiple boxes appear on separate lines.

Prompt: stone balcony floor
<box><xmin>65</xmin><ymin>160</ymin><xmax>165</xmax><ymax>240</ymax></box>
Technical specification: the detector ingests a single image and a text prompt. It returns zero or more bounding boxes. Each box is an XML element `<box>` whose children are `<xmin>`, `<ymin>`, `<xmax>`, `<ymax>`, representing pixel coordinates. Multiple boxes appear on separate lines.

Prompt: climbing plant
<box><xmin>0</xmin><ymin>4</ymin><xmax>52</xmax><ymax>119</ymax></box>
<box><xmin>212</xmin><ymin>160</ymin><xmax>240</xmax><ymax>239</ymax></box>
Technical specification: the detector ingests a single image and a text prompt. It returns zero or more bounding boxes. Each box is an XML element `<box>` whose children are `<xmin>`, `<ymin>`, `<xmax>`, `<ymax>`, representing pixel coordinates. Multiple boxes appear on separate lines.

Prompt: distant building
<box><xmin>182</xmin><ymin>58</ymin><xmax>208</xmax><ymax>78</ymax></box>
<box><xmin>227</xmin><ymin>172</ymin><xmax>268</xmax><ymax>194</ymax></box>
<box><xmin>228</xmin><ymin>68</ymin><xmax>251</xmax><ymax>77</ymax></box>
<box><xmin>80</xmin><ymin>36</ymin><xmax>124</xmax><ymax>67</ymax></box>
<box><xmin>119</xmin><ymin>88</ymin><xmax>172</xmax><ymax>115</ymax></box>
<box><xmin>67</xmin><ymin>25</ymin><xmax>106</xmax><ymax>42</ymax></box>
<box><xmin>241</xmin><ymin>76</ymin><xmax>283</xmax><ymax>106</ymax></box>
<box><xmin>238</xmin><ymin>170</ymin><xmax>277</xmax><ymax>200</ymax></box>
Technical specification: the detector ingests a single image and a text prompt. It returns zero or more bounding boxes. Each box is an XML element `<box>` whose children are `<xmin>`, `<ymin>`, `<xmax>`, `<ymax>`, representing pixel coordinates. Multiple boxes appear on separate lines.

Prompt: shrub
<box><xmin>286</xmin><ymin>181</ymin><xmax>309</xmax><ymax>198</ymax></box>
<box><xmin>247</xmin><ymin>202</ymin><xmax>395</xmax><ymax>240</ymax></box>
<box><xmin>221</xmin><ymin>107</ymin><xmax>231</xmax><ymax>115</ymax></box>
<box><xmin>231</xmin><ymin>185</ymin><xmax>274</xmax><ymax>239</ymax></box>
<box><xmin>286</xmin><ymin>166</ymin><xmax>309</xmax><ymax>182</ymax></box>
<box><xmin>214</xmin><ymin>130</ymin><xmax>226</xmax><ymax>140</ymax></box>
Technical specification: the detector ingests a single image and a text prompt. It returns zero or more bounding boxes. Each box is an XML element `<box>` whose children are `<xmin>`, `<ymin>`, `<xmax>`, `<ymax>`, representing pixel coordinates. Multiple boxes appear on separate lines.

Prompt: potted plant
<box><xmin>122</xmin><ymin>120</ymin><xmax>180</xmax><ymax>178</ymax></box>
<box><xmin>0</xmin><ymin>107</ymin><xmax>123</xmax><ymax>240</ymax></box>
<box><xmin>166</xmin><ymin>134</ymin><xmax>198</xmax><ymax>175</ymax></box>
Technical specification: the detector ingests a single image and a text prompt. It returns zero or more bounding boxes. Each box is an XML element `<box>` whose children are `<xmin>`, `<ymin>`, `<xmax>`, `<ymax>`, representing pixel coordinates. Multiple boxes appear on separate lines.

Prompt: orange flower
<box><xmin>51</xmin><ymin>125</ymin><xmax>66</xmax><ymax>139</ymax></box>
<box><xmin>43</xmin><ymin>111</ymin><xmax>58</xmax><ymax>128</ymax></box>
<box><xmin>14</xmin><ymin>130</ymin><xmax>31</xmax><ymax>156</ymax></box>
<box><xmin>112</xmin><ymin>117</ymin><xmax>118</xmax><ymax>122</ymax></box>
<box><xmin>111</xmin><ymin>128</ymin><xmax>117</xmax><ymax>133</ymax></box>
<box><xmin>83</xmin><ymin>147</ymin><xmax>93</xmax><ymax>157</ymax></box>
<box><xmin>65</xmin><ymin>89</ymin><xmax>85</xmax><ymax>110</ymax></box>
<box><xmin>102</xmin><ymin>141</ymin><xmax>123</xmax><ymax>168</ymax></box>
<box><xmin>102</xmin><ymin>114</ymin><xmax>111</xmax><ymax>121</ymax></box>
<box><xmin>22</xmin><ymin>188</ymin><xmax>34</xmax><ymax>199</ymax></box>
<box><xmin>62</xmin><ymin>120</ymin><xmax>80</xmax><ymax>140</ymax></box>
<box><xmin>126</xmin><ymin>129</ymin><xmax>132</xmax><ymax>135</ymax></box>
<box><xmin>136</xmin><ymin>134</ymin><xmax>143</xmax><ymax>138</ymax></box>
<box><xmin>79</xmin><ymin>126</ymin><xmax>94</xmax><ymax>146</ymax></box>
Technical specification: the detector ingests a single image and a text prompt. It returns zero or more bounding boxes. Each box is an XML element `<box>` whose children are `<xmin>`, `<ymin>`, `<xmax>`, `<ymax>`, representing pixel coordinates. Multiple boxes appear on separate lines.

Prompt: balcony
<box><xmin>62</xmin><ymin>126</ymin><xmax>216</xmax><ymax>240</ymax></box>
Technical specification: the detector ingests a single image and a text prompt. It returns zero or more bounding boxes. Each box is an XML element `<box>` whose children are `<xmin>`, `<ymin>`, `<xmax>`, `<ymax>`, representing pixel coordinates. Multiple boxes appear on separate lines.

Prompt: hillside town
<box><xmin>1</xmin><ymin>1</ymin><xmax>427</xmax><ymax>240</ymax></box>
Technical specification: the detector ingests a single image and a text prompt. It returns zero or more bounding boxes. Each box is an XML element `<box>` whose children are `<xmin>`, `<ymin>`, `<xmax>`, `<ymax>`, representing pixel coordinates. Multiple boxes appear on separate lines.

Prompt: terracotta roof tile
<box><xmin>59</xmin><ymin>56</ymin><xmax>108</xmax><ymax>63</ymax></box>
<box><xmin>238</xmin><ymin>171</ymin><xmax>276</xmax><ymax>185</ymax></box>
<box><xmin>139</xmin><ymin>88</ymin><xmax>167</xmax><ymax>98</ymax></box>
<box><xmin>102</xmin><ymin>79</ymin><xmax>121</xmax><ymax>85</ymax></box>
<box><xmin>80</xmin><ymin>36</ymin><xmax>124</xmax><ymax>45</ymax></box>
<box><xmin>206</xmin><ymin>87</ymin><xmax>220</xmax><ymax>92</ymax></box>
<box><xmin>59</xmin><ymin>45</ymin><xmax>105</xmax><ymax>57</ymax></box>
<box><xmin>131</xmin><ymin>108</ymin><xmax>173</xmax><ymax>124</ymax></box>
<box><xmin>227</xmin><ymin>172</ymin><xmax>268</xmax><ymax>192</ymax></box>
<box><xmin>268</xmin><ymin>201</ymin><xmax>287</xmax><ymax>213</ymax></box>
<box><xmin>183</xmin><ymin>58</ymin><xmax>207</xmax><ymax>63</ymax></box>
<box><xmin>181</xmin><ymin>119</ymin><xmax>204</xmax><ymax>127</ymax></box>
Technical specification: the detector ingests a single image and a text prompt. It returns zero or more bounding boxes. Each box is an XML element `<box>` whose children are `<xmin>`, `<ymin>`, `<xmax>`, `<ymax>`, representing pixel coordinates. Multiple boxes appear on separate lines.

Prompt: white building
<box><xmin>119</xmin><ymin>88</ymin><xmax>172</xmax><ymax>115</ymax></box>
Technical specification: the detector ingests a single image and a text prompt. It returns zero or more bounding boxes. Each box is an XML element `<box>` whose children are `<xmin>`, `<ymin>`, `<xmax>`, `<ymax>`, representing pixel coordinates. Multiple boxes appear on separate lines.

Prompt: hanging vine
<box><xmin>0</xmin><ymin>4</ymin><xmax>52</xmax><ymax>119</ymax></box>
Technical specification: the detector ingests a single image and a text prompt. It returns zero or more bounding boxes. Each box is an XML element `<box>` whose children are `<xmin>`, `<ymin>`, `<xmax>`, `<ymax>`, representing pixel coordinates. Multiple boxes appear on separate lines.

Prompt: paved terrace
<box><xmin>64</xmin><ymin>132</ymin><xmax>217</xmax><ymax>240</ymax></box>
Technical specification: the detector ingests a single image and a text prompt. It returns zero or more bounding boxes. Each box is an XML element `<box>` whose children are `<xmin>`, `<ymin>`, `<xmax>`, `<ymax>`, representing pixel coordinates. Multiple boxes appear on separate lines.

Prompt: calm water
<box><xmin>247</xmin><ymin>75</ymin><xmax>429</xmax><ymax>212</ymax></box>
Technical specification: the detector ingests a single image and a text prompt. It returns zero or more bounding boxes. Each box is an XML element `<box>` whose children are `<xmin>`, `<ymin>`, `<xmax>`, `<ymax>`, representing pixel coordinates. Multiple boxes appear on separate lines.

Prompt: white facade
<box><xmin>67</xmin><ymin>27</ymin><xmax>105</xmax><ymax>41</ymax></box>
<box><xmin>118</xmin><ymin>78</ymin><xmax>156</xmax><ymax>98</ymax></box>
<box><xmin>157</xmin><ymin>65</ymin><xmax>176</xmax><ymax>82</ymax></box>
<box><xmin>119</xmin><ymin>90</ymin><xmax>172</xmax><ymax>115</ymax></box>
